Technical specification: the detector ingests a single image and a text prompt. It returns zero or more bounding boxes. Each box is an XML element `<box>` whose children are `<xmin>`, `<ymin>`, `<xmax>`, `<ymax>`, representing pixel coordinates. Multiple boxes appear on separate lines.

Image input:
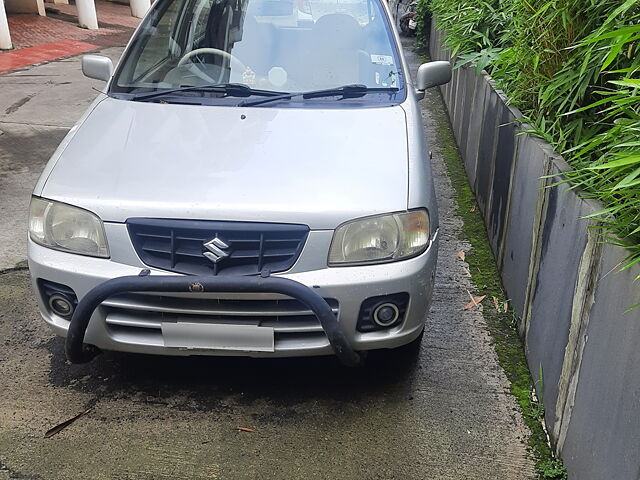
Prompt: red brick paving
<box><xmin>7</xmin><ymin>13</ymin><xmax>122</xmax><ymax>49</ymax></box>
<box><xmin>0</xmin><ymin>0</ymin><xmax>138</xmax><ymax>72</ymax></box>
<box><xmin>54</xmin><ymin>0</ymin><xmax>141</xmax><ymax>30</ymax></box>
<box><xmin>0</xmin><ymin>39</ymin><xmax>98</xmax><ymax>72</ymax></box>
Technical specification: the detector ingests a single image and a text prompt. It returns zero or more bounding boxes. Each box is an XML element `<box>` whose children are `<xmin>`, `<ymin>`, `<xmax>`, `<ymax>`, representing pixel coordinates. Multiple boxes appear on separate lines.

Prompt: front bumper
<box><xmin>28</xmin><ymin>227</ymin><xmax>438</xmax><ymax>361</ymax></box>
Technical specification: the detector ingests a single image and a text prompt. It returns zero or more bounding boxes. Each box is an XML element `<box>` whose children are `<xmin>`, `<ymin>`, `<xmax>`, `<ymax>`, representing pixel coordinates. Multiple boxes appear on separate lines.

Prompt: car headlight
<box><xmin>328</xmin><ymin>210</ymin><xmax>430</xmax><ymax>266</ymax></box>
<box><xmin>29</xmin><ymin>197</ymin><xmax>109</xmax><ymax>258</ymax></box>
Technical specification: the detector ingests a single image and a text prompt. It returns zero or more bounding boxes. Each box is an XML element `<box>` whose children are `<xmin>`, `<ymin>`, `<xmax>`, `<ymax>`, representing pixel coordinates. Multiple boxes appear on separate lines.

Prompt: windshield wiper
<box><xmin>238</xmin><ymin>84</ymin><xmax>400</xmax><ymax>107</ymax></box>
<box><xmin>129</xmin><ymin>83</ymin><xmax>285</xmax><ymax>102</ymax></box>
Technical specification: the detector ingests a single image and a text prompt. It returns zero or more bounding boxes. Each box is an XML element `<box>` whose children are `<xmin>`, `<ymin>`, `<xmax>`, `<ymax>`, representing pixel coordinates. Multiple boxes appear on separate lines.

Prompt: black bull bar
<box><xmin>65</xmin><ymin>274</ymin><xmax>363</xmax><ymax>367</ymax></box>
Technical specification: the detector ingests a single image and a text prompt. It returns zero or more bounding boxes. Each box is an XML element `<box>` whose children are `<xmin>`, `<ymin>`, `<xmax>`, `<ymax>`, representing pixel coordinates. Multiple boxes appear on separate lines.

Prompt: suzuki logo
<box><xmin>203</xmin><ymin>237</ymin><xmax>229</xmax><ymax>264</ymax></box>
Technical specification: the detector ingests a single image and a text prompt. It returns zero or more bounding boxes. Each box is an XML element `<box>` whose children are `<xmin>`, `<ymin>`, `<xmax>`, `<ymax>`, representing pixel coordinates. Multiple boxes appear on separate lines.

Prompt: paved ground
<box><xmin>1</xmin><ymin>1</ymin><xmax>138</xmax><ymax>72</ymax></box>
<box><xmin>0</xmin><ymin>38</ymin><xmax>536</xmax><ymax>479</ymax></box>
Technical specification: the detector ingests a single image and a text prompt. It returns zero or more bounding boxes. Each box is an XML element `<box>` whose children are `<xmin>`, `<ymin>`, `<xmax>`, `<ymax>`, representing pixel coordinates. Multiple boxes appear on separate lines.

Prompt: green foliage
<box><xmin>456</xmin><ymin>47</ymin><xmax>504</xmax><ymax>73</ymax></box>
<box><xmin>429</xmin><ymin>0</ymin><xmax>513</xmax><ymax>54</ymax></box>
<box><xmin>537</xmin><ymin>458</ymin><xmax>569</xmax><ymax>480</ymax></box>
<box><xmin>415</xmin><ymin>0</ymin><xmax>432</xmax><ymax>51</ymax></box>
<box><xmin>416</xmin><ymin>0</ymin><xmax>640</xmax><ymax>274</ymax></box>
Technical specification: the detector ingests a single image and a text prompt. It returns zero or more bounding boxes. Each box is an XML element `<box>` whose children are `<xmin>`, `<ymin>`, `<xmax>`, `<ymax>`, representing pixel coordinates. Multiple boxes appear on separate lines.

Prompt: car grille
<box><xmin>101</xmin><ymin>293</ymin><xmax>338</xmax><ymax>350</ymax></box>
<box><xmin>127</xmin><ymin>218</ymin><xmax>309</xmax><ymax>276</ymax></box>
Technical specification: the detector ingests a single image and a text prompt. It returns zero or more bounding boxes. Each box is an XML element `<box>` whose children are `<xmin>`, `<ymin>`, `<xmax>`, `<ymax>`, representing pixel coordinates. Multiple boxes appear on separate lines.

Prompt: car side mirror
<box><xmin>415</xmin><ymin>61</ymin><xmax>452</xmax><ymax>99</ymax></box>
<box><xmin>82</xmin><ymin>55</ymin><xmax>114</xmax><ymax>82</ymax></box>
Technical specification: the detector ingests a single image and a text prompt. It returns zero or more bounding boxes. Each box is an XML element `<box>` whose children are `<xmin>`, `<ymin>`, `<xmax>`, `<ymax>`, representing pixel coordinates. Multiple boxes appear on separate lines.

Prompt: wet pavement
<box><xmin>0</xmin><ymin>40</ymin><xmax>536</xmax><ymax>479</ymax></box>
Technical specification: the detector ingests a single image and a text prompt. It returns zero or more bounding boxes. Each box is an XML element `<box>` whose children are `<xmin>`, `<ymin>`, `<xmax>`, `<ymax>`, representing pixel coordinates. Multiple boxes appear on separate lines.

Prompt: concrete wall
<box><xmin>5</xmin><ymin>0</ymin><xmax>45</xmax><ymax>15</ymax></box>
<box><xmin>430</xmin><ymin>22</ymin><xmax>640</xmax><ymax>480</ymax></box>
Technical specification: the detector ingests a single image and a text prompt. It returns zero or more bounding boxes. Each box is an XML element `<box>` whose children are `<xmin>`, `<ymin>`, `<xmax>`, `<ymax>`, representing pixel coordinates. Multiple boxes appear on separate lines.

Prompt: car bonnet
<box><xmin>39</xmin><ymin>97</ymin><xmax>409</xmax><ymax>230</ymax></box>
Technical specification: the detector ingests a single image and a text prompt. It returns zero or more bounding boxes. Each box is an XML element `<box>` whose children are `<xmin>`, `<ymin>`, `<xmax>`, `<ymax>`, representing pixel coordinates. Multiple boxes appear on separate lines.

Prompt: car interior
<box><xmin>117</xmin><ymin>0</ymin><xmax>400</xmax><ymax>92</ymax></box>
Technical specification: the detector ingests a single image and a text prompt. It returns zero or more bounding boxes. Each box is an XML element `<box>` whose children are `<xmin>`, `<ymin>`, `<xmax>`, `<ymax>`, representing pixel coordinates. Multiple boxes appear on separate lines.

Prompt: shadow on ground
<box><xmin>46</xmin><ymin>335</ymin><xmax>422</xmax><ymax>413</ymax></box>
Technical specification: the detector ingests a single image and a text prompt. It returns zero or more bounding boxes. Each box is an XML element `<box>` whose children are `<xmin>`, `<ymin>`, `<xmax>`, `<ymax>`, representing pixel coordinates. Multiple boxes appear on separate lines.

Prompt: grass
<box><xmin>420</xmin><ymin>0</ymin><xmax>640</xmax><ymax>279</ymax></box>
<box><xmin>423</xmin><ymin>77</ymin><xmax>568</xmax><ymax>479</ymax></box>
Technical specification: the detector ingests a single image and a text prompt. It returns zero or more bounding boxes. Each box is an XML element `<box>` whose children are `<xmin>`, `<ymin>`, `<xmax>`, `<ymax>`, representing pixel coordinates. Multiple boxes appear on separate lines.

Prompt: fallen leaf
<box><xmin>470</xmin><ymin>206</ymin><xmax>476</xmax><ymax>213</ymax></box>
<box><xmin>457</xmin><ymin>251</ymin><xmax>466</xmax><ymax>261</ymax></box>
<box><xmin>464</xmin><ymin>295</ymin><xmax>487</xmax><ymax>310</ymax></box>
<box><xmin>492</xmin><ymin>296</ymin><xmax>499</xmax><ymax>310</ymax></box>
<box><xmin>466</xmin><ymin>289</ymin><xmax>474</xmax><ymax>302</ymax></box>
<box><xmin>44</xmin><ymin>408</ymin><xmax>92</xmax><ymax>438</ymax></box>
<box><xmin>235</xmin><ymin>427</ymin><xmax>256</xmax><ymax>433</ymax></box>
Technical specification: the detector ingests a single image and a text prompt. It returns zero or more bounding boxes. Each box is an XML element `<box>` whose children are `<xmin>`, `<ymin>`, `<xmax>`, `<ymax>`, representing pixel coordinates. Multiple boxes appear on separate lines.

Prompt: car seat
<box><xmin>308</xmin><ymin>13</ymin><xmax>366</xmax><ymax>89</ymax></box>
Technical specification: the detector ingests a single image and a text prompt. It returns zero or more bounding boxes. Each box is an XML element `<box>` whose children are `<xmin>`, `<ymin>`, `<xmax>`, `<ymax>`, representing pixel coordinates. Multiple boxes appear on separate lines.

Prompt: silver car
<box><xmin>27</xmin><ymin>0</ymin><xmax>450</xmax><ymax>366</ymax></box>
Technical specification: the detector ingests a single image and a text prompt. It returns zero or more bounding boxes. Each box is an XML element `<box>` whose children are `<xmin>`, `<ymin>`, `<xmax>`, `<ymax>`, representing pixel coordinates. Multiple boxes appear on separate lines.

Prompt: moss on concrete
<box><xmin>425</xmin><ymin>86</ymin><xmax>568</xmax><ymax>480</ymax></box>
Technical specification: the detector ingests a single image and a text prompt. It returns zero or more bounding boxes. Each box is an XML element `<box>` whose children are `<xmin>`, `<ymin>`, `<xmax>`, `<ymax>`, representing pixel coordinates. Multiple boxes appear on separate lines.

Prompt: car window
<box><xmin>189</xmin><ymin>0</ymin><xmax>215</xmax><ymax>46</ymax></box>
<box><xmin>112</xmin><ymin>0</ymin><xmax>404</xmax><ymax>103</ymax></box>
<box><xmin>130</xmin><ymin>0</ymin><xmax>184</xmax><ymax>81</ymax></box>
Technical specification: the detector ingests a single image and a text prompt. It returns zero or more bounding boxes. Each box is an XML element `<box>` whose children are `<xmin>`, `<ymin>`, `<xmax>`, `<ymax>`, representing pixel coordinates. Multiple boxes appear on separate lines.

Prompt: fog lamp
<box><xmin>373</xmin><ymin>303</ymin><xmax>400</xmax><ymax>327</ymax></box>
<box><xmin>48</xmin><ymin>294</ymin><xmax>75</xmax><ymax>318</ymax></box>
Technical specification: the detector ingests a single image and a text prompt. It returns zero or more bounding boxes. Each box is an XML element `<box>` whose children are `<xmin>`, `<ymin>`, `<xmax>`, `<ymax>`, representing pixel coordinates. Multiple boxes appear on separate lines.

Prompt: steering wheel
<box><xmin>177</xmin><ymin>48</ymin><xmax>247</xmax><ymax>72</ymax></box>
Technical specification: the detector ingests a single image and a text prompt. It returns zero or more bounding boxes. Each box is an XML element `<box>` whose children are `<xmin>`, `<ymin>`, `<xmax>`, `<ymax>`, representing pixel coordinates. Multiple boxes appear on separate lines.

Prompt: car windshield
<box><xmin>110</xmin><ymin>0</ymin><xmax>404</xmax><ymax>104</ymax></box>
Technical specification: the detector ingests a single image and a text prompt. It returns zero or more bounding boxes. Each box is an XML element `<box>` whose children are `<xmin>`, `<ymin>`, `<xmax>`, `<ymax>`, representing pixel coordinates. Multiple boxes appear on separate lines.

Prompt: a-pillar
<box><xmin>130</xmin><ymin>0</ymin><xmax>150</xmax><ymax>19</ymax></box>
<box><xmin>0</xmin><ymin>0</ymin><xmax>11</xmax><ymax>50</ymax></box>
<box><xmin>76</xmin><ymin>0</ymin><xmax>98</xmax><ymax>30</ymax></box>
